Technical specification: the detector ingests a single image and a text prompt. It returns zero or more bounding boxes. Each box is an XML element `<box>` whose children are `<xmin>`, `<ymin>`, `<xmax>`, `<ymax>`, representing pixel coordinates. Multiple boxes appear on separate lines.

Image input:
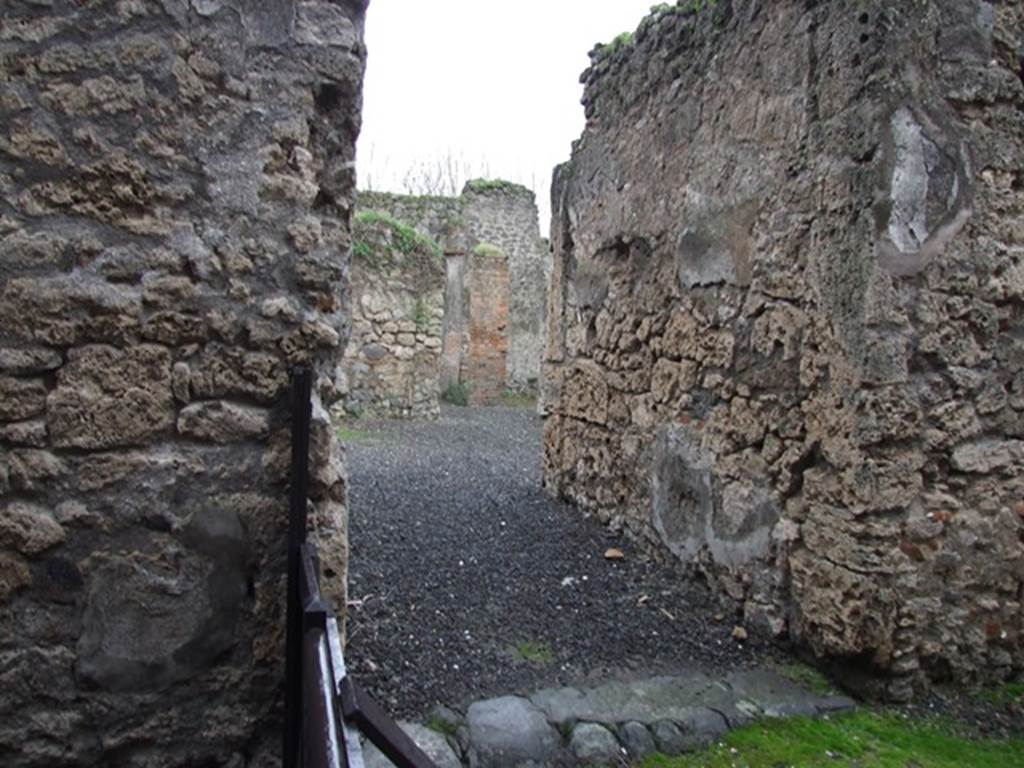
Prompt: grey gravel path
<box><xmin>343</xmin><ymin>405</ymin><xmax>789</xmax><ymax>719</ymax></box>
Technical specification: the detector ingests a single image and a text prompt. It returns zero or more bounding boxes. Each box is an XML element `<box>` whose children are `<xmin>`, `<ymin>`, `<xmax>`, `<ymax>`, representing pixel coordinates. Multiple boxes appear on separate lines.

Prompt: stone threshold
<box><xmin>363</xmin><ymin>668</ymin><xmax>857</xmax><ymax>767</ymax></box>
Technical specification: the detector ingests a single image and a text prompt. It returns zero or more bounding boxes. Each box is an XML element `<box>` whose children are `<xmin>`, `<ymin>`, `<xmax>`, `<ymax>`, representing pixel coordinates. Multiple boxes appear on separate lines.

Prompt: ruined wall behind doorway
<box><xmin>543</xmin><ymin>0</ymin><xmax>1024</xmax><ymax>700</ymax></box>
<box><xmin>0</xmin><ymin>1</ymin><xmax>366</xmax><ymax>764</ymax></box>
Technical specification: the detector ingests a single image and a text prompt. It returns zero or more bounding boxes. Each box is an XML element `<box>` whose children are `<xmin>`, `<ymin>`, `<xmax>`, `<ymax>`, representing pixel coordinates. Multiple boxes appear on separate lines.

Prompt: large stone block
<box><xmin>48</xmin><ymin>344</ymin><xmax>174</xmax><ymax>449</ymax></box>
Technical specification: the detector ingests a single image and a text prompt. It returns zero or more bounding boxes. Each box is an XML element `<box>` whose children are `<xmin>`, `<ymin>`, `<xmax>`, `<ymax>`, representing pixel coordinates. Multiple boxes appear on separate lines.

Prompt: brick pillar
<box><xmin>467</xmin><ymin>253</ymin><xmax>509</xmax><ymax>405</ymax></box>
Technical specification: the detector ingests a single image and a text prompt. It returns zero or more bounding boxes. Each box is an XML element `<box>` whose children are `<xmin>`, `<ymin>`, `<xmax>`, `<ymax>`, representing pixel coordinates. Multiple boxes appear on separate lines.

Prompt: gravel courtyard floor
<box><xmin>342</xmin><ymin>404</ymin><xmax>789</xmax><ymax>720</ymax></box>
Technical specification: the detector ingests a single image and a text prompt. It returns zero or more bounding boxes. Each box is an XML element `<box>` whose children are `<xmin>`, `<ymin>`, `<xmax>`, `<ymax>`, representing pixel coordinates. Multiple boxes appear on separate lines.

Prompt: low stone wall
<box><xmin>543</xmin><ymin>0</ymin><xmax>1024</xmax><ymax>700</ymax></box>
<box><xmin>342</xmin><ymin>214</ymin><xmax>445</xmax><ymax>418</ymax></box>
<box><xmin>0</xmin><ymin>0</ymin><xmax>365</xmax><ymax>764</ymax></box>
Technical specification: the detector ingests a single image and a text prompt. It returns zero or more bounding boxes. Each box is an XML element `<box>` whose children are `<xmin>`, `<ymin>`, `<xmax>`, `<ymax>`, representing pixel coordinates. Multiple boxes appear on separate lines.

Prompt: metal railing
<box><xmin>284</xmin><ymin>367</ymin><xmax>438</xmax><ymax>768</ymax></box>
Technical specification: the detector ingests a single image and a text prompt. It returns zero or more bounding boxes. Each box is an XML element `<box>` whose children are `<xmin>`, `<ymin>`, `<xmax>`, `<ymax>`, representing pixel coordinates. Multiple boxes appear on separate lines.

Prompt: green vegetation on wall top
<box><xmin>464</xmin><ymin>178</ymin><xmax>533</xmax><ymax>196</ymax></box>
<box><xmin>472</xmin><ymin>242</ymin><xmax>505</xmax><ymax>259</ymax></box>
<box><xmin>353</xmin><ymin>210</ymin><xmax>443</xmax><ymax>261</ymax></box>
<box><xmin>592</xmin><ymin>0</ymin><xmax>722</xmax><ymax>60</ymax></box>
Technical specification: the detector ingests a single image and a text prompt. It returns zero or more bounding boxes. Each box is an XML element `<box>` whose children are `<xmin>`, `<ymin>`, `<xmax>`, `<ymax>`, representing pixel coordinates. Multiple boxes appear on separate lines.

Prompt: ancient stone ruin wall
<box><xmin>356</xmin><ymin>184</ymin><xmax>549</xmax><ymax>392</ymax></box>
<box><xmin>0</xmin><ymin>1</ymin><xmax>365</xmax><ymax>765</ymax></box>
<box><xmin>342</xmin><ymin>216</ymin><xmax>445</xmax><ymax>418</ymax></box>
<box><xmin>543</xmin><ymin>0</ymin><xmax>1024</xmax><ymax>700</ymax></box>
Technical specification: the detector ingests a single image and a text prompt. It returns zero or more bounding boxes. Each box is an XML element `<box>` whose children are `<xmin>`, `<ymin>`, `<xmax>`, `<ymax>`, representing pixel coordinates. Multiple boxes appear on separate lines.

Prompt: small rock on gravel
<box><xmin>569</xmin><ymin>722</ymin><xmax>621</xmax><ymax>763</ymax></box>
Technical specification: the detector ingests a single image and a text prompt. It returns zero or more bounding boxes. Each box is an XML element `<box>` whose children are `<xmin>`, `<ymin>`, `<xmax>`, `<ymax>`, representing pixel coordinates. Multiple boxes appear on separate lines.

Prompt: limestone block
<box><xmin>177</xmin><ymin>400</ymin><xmax>271</xmax><ymax>442</ymax></box>
<box><xmin>0</xmin><ymin>502</ymin><xmax>65</xmax><ymax>556</ymax></box>
<box><xmin>48</xmin><ymin>344</ymin><xmax>174</xmax><ymax>449</ymax></box>
<box><xmin>0</xmin><ymin>377</ymin><xmax>47</xmax><ymax>421</ymax></box>
<box><xmin>189</xmin><ymin>345</ymin><xmax>287</xmax><ymax>403</ymax></box>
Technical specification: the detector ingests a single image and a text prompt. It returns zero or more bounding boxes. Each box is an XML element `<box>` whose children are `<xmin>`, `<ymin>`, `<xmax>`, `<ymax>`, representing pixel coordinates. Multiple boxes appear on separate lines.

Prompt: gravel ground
<box><xmin>343</xmin><ymin>405</ymin><xmax>787</xmax><ymax>720</ymax></box>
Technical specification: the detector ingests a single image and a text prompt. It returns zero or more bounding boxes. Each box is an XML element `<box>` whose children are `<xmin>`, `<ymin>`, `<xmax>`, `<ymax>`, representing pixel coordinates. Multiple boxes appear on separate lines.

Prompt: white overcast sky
<box><xmin>356</xmin><ymin>0</ymin><xmax>656</xmax><ymax>234</ymax></box>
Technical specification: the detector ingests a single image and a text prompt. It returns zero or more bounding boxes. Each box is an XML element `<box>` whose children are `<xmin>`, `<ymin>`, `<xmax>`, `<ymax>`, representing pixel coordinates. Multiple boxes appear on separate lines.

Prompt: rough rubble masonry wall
<box><xmin>0</xmin><ymin>1</ymin><xmax>365</xmax><ymax>765</ymax></box>
<box><xmin>342</xmin><ymin>216</ymin><xmax>445</xmax><ymax>418</ymax></box>
<box><xmin>359</xmin><ymin>183</ymin><xmax>549</xmax><ymax>392</ymax></box>
<box><xmin>543</xmin><ymin>0</ymin><xmax>1024</xmax><ymax>700</ymax></box>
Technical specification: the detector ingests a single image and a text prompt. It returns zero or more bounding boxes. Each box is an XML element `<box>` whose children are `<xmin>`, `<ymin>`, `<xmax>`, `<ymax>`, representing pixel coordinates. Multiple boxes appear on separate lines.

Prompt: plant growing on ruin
<box><xmin>410</xmin><ymin>295</ymin><xmax>431</xmax><ymax>331</ymax></box>
<box><xmin>464</xmin><ymin>178</ymin><xmax>530</xmax><ymax>196</ymax></box>
<box><xmin>441</xmin><ymin>382</ymin><xmax>471</xmax><ymax>407</ymax></box>
<box><xmin>354</xmin><ymin>210</ymin><xmax>443</xmax><ymax>260</ymax></box>
<box><xmin>352</xmin><ymin>239</ymin><xmax>372</xmax><ymax>261</ymax></box>
<box><xmin>472</xmin><ymin>242</ymin><xmax>504</xmax><ymax>259</ymax></box>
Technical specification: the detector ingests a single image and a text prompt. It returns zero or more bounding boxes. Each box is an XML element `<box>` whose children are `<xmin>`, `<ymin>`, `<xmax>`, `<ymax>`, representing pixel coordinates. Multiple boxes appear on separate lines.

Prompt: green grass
<box><xmin>640</xmin><ymin>710</ymin><xmax>1024</xmax><ymax>768</ymax></box>
<box><xmin>353</xmin><ymin>210</ymin><xmax>442</xmax><ymax>259</ymax></box>
<box><xmin>336</xmin><ymin>425</ymin><xmax>377</xmax><ymax>443</ymax></box>
<box><xmin>501</xmin><ymin>389</ymin><xmax>537</xmax><ymax>409</ymax></box>
<box><xmin>971</xmin><ymin>681</ymin><xmax>1024</xmax><ymax>707</ymax></box>
<box><xmin>511</xmin><ymin>640</ymin><xmax>554</xmax><ymax>665</ymax></box>
<box><xmin>776</xmin><ymin>662</ymin><xmax>838</xmax><ymax>697</ymax></box>
<box><xmin>424</xmin><ymin>714</ymin><xmax>459</xmax><ymax>739</ymax></box>
<box><xmin>464</xmin><ymin>178</ymin><xmax>531</xmax><ymax>196</ymax></box>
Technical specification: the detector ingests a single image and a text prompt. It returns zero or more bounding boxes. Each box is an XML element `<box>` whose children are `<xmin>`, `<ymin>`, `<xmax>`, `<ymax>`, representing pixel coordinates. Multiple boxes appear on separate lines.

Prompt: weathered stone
<box><xmin>569</xmin><ymin>722</ymin><xmax>621</xmax><ymax>763</ymax></box>
<box><xmin>0</xmin><ymin>552</ymin><xmax>32</xmax><ymax>603</ymax></box>
<box><xmin>0</xmin><ymin>502</ymin><xmax>65</xmax><ymax>556</ymax></box>
<box><xmin>0</xmin><ymin>347</ymin><xmax>62</xmax><ymax>375</ymax></box>
<box><xmin>0</xmin><ymin>377</ymin><xmax>47</xmax><ymax>421</ymax></box>
<box><xmin>48</xmin><ymin>345</ymin><xmax>174</xmax><ymax>449</ymax></box>
<box><xmin>177</xmin><ymin>400</ymin><xmax>270</xmax><ymax>443</ymax></box>
<box><xmin>951</xmin><ymin>439</ymin><xmax>1024</xmax><ymax>474</ymax></box>
<box><xmin>466</xmin><ymin>696</ymin><xmax>560</xmax><ymax>767</ymax></box>
<box><xmin>0</xmin><ymin>419</ymin><xmax>47</xmax><ymax>447</ymax></box>
<box><xmin>77</xmin><ymin>507</ymin><xmax>248</xmax><ymax>692</ymax></box>
<box><xmin>363</xmin><ymin>722</ymin><xmax>461</xmax><ymax>768</ymax></box>
<box><xmin>650</xmin><ymin>720</ymin><xmax>686</xmax><ymax>757</ymax></box>
<box><xmin>618</xmin><ymin>721</ymin><xmax>656</xmax><ymax>759</ymax></box>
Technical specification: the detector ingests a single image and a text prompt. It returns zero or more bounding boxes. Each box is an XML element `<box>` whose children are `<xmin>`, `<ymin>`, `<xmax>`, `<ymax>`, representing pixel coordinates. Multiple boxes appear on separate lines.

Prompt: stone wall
<box><xmin>0</xmin><ymin>1</ymin><xmax>365</xmax><ymax>765</ymax></box>
<box><xmin>342</xmin><ymin>215</ymin><xmax>445</xmax><ymax>418</ymax></box>
<box><xmin>357</xmin><ymin>183</ymin><xmax>549</xmax><ymax>392</ymax></box>
<box><xmin>543</xmin><ymin>0</ymin><xmax>1024</xmax><ymax>700</ymax></box>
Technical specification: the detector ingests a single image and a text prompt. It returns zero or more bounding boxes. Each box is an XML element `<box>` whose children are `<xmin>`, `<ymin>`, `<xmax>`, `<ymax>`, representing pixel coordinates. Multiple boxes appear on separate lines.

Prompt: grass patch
<box><xmin>511</xmin><ymin>640</ymin><xmax>554</xmax><ymax>665</ymax></box>
<box><xmin>424</xmin><ymin>714</ymin><xmax>459</xmax><ymax>739</ymax></box>
<box><xmin>336</xmin><ymin>425</ymin><xmax>377</xmax><ymax>444</ymax></box>
<box><xmin>777</xmin><ymin>662</ymin><xmax>837</xmax><ymax>697</ymax></box>
<box><xmin>441</xmin><ymin>382</ymin><xmax>471</xmax><ymax>407</ymax></box>
<box><xmin>972</xmin><ymin>681</ymin><xmax>1024</xmax><ymax>707</ymax></box>
<box><xmin>640</xmin><ymin>710</ymin><xmax>1024</xmax><ymax>768</ymax></box>
<box><xmin>501</xmin><ymin>389</ymin><xmax>537</xmax><ymax>409</ymax></box>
